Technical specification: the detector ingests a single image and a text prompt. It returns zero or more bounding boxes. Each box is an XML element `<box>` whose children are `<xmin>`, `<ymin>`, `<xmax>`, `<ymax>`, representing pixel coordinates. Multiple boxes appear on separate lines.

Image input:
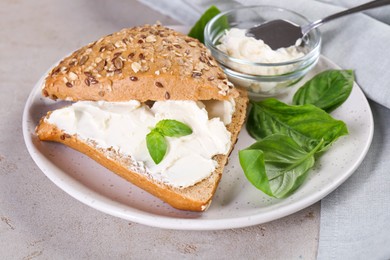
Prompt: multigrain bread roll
<box><xmin>36</xmin><ymin>24</ymin><xmax>248</xmax><ymax>212</ymax></box>
<box><xmin>42</xmin><ymin>24</ymin><xmax>238</xmax><ymax>102</ymax></box>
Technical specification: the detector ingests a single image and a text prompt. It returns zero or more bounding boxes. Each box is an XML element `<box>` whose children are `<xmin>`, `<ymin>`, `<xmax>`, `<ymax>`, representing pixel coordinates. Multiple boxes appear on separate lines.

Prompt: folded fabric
<box><xmin>138</xmin><ymin>0</ymin><xmax>390</xmax><ymax>258</ymax></box>
<box><xmin>317</xmin><ymin>100</ymin><xmax>390</xmax><ymax>259</ymax></box>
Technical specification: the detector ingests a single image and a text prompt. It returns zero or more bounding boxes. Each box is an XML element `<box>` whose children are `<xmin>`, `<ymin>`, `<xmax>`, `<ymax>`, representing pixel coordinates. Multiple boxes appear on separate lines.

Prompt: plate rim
<box><xmin>23</xmin><ymin>55</ymin><xmax>374</xmax><ymax>231</ymax></box>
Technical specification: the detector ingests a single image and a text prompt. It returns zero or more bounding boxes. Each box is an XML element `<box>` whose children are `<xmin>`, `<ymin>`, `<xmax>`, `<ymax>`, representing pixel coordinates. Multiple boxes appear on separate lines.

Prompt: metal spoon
<box><xmin>246</xmin><ymin>0</ymin><xmax>390</xmax><ymax>50</ymax></box>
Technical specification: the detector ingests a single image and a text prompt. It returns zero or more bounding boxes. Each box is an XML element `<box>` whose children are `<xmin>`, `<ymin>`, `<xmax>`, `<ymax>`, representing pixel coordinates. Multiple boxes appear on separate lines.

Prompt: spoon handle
<box><xmin>302</xmin><ymin>0</ymin><xmax>390</xmax><ymax>35</ymax></box>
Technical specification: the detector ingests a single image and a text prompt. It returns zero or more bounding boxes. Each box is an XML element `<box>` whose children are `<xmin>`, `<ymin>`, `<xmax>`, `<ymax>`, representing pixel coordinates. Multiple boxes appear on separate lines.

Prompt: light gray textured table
<box><xmin>0</xmin><ymin>1</ymin><xmax>319</xmax><ymax>258</ymax></box>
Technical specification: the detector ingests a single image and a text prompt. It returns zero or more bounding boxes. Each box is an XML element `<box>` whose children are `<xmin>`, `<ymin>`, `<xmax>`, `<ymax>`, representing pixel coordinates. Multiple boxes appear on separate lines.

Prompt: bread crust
<box><xmin>36</xmin><ymin>89</ymin><xmax>248</xmax><ymax>211</ymax></box>
<box><xmin>42</xmin><ymin>24</ymin><xmax>238</xmax><ymax>102</ymax></box>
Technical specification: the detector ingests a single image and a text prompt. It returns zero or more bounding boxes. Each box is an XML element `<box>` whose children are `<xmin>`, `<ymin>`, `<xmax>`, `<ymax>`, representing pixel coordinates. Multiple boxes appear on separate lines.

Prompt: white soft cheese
<box><xmin>217</xmin><ymin>28</ymin><xmax>304</xmax><ymax>72</ymax></box>
<box><xmin>202</xmin><ymin>98</ymin><xmax>235</xmax><ymax>125</ymax></box>
<box><xmin>46</xmin><ymin>99</ymin><xmax>235</xmax><ymax>188</ymax></box>
<box><xmin>216</xmin><ymin>28</ymin><xmax>306</xmax><ymax>94</ymax></box>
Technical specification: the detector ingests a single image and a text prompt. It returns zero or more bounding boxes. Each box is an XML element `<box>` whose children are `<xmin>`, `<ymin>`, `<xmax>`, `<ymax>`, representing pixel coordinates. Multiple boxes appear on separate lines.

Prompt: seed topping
<box><xmin>79</xmin><ymin>55</ymin><xmax>89</xmax><ymax>65</ymax></box>
<box><xmin>128</xmin><ymin>52</ymin><xmax>135</xmax><ymax>59</ymax></box>
<box><xmin>96</xmin><ymin>60</ymin><xmax>106</xmax><ymax>72</ymax></box>
<box><xmin>90</xmin><ymin>77</ymin><xmax>99</xmax><ymax>84</ymax></box>
<box><xmin>68</xmin><ymin>72</ymin><xmax>78</xmax><ymax>81</ymax></box>
<box><xmin>155</xmin><ymin>81</ymin><xmax>163</xmax><ymax>88</ymax></box>
<box><xmin>131</xmin><ymin>62</ymin><xmax>141</xmax><ymax>73</ymax></box>
<box><xmin>145</xmin><ymin>35</ymin><xmax>157</xmax><ymax>43</ymax></box>
<box><xmin>192</xmin><ymin>71</ymin><xmax>202</xmax><ymax>78</ymax></box>
<box><xmin>113</xmin><ymin>58</ymin><xmax>123</xmax><ymax>69</ymax></box>
<box><xmin>188</xmin><ymin>41</ymin><xmax>197</xmax><ymax>47</ymax></box>
<box><xmin>84</xmin><ymin>78</ymin><xmax>90</xmax><ymax>86</ymax></box>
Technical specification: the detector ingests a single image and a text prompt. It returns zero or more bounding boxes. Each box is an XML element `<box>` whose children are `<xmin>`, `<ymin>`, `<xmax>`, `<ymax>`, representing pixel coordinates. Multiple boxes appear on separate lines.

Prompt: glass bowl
<box><xmin>204</xmin><ymin>5</ymin><xmax>322</xmax><ymax>98</ymax></box>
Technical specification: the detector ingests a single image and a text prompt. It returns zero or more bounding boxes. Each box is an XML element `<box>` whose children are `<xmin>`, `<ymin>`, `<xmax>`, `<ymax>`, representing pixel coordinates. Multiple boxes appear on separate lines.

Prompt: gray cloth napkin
<box><xmin>138</xmin><ymin>0</ymin><xmax>390</xmax><ymax>258</ymax></box>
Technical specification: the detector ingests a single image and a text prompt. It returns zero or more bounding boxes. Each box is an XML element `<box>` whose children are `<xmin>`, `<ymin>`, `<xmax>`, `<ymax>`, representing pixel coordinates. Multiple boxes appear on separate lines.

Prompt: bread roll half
<box><xmin>36</xmin><ymin>24</ymin><xmax>248</xmax><ymax>211</ymax></box>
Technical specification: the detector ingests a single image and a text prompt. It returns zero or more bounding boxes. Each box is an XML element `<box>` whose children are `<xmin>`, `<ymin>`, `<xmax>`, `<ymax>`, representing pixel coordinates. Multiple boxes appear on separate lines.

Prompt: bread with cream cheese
<box><xmin>36</xmin><ymin>24</ymin><xmax>248</xmax><ymax>211</ymax></box>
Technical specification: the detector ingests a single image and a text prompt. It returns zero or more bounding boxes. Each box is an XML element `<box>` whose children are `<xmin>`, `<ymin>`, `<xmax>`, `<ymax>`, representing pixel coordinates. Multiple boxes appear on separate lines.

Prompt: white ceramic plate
<box><xmin>23</xmin><ymin>54</ymin><xmax>373</xmax><ymax>230</ymax></box>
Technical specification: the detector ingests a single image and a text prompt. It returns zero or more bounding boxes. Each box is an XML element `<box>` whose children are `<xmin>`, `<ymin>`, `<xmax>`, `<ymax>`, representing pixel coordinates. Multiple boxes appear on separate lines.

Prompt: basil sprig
<box><xmin>146</xmin><ymin>119</ymin><xmax>192</xmax><ymax>164</ymax></box>
<box><xmin>247</xmin><ymin>98</ymin><xmax>348</xmax><ymax>152</ymax></box>
<box><xmin>241</xmin><ymin>69</ymin><xmax>352</xmax><ymax>198</ymax></box>
<box><xmin>239</xmin><ymin>135</ymin><xmax>323</xmax><ymax>198</ymax></box>
<box><xmin>188</xmin><ymin>5</ymin><xmax>224</xmax><ymax>43</ymax></box>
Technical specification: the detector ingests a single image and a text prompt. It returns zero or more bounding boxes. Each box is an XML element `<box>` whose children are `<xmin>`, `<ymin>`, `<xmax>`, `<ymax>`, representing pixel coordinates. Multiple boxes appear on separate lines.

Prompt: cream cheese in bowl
<box><xmin>204</xmin><ymin>5</ymin><xmax>322</xmax><ymax>97</ymax></box>
<box><xmin>217</xmin><ymin>28</ymin><xmax>305</xmax><ymax>75</ymax></box>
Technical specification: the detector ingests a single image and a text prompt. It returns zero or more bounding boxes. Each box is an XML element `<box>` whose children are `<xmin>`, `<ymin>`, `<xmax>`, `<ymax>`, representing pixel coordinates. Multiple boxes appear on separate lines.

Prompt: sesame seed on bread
<box><xmin>42</xmin><ymin>24</ymin><xmax>239</xmax><ymax>102</ymax></box>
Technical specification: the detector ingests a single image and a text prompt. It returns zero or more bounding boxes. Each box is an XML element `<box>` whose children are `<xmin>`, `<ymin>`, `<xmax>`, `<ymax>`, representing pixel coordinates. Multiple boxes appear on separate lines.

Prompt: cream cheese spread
<box><xmin>217</xmin><ymin>28</ymin><xmax>304</xmax><ymax>71</ymax></box>
<box><xmin>216</xmin><ymin>28</ymin><xmax>305</xmax><ymax>95</ymax></box>
<box><xmin>46</xmin><ymin>99</ymin><xmax>235</xmax><ymax>188</ymax></box>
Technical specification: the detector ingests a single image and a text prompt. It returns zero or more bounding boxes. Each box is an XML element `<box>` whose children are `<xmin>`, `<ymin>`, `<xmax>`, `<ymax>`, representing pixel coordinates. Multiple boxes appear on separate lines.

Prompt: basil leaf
<box><xmin>188</xmin><ymin>5</ymin><xmax>222</xmax><ymax>43</ymax></box>
<box><xmin>293</xmin><ymin>70</ymin><xmax>354</xmax><ymax>113</ymax></box>
<box><xmin>247</xmin><ymin>98</ymin><xmax>348</xmax><ymax>152</ymax></box>
<box><xmin>239</xmin><ymin>134</ymin><xmax>323</xmax><ymax>198</ymax></box>
<box><xmin>238</xmin><ymin>149</ymin><xmax>273</xmax><ymax>197</ymax></box>
<box><xmin>146</xmin><ymin>129</ymin><xmax>167</xmax><ymax>164</ymax></box>
<box><xmin>156</xmin><ymin>119</ymin><xmax>192</xmax><ymax>137</ymax></box>
<box><xmin>146</xmin><ymin>119</ymin><xmax>192</xmax><ymax>164</ymax></box>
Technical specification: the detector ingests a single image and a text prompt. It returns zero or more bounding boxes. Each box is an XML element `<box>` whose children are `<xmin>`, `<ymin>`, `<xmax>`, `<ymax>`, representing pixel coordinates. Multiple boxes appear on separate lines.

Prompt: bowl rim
<box><xmin>204</xmin><ymin>5</ymin><xmax>322</xmax><ymax>67</ymax></box>
<box><xmin>219</xmin><ymin>54</ymin><xmax>319</xmax><ymax>81</ymax></box>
